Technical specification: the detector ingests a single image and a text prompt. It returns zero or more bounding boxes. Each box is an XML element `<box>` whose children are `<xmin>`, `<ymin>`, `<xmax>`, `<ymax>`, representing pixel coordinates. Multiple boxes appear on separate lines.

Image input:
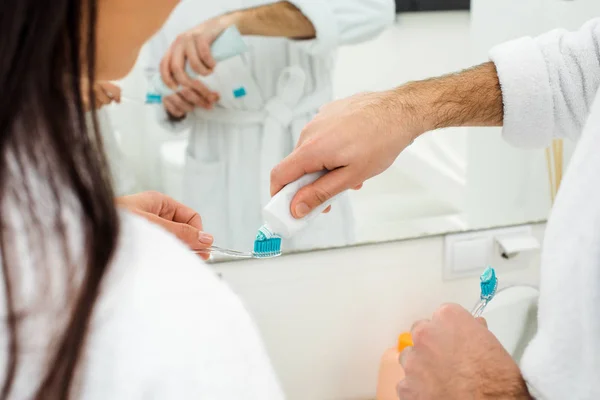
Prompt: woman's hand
<box><xmin>116</xmin><ymin>191</ymin><xmax>214</xmax><ymax>260</ymax></box>
<box><xmin>81</xmin><ymin>79</ymin><xmax>122</xmax><ymax>110</ymax></box>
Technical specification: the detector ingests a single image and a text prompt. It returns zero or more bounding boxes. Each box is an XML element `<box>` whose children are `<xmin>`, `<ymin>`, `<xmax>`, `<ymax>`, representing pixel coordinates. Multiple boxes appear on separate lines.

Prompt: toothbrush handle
<box><xmin>195</xmin><ymin>246</ymin><xmax>253</xmax><ymax>258</ymax></box>
<box><xmin>471</xmin><ymin>299</ymin><xmax>489</xmax><ymax>318</ymax></box>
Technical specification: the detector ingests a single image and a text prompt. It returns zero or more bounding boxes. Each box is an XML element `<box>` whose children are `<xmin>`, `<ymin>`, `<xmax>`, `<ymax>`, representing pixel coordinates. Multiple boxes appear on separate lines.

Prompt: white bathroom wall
<box><xmin>216</xmin><ymin>224</ymin><xmax>543</xmax><ymax>400</ymax></box>
<box><xmin>333</xmin><ymin>12</ymin><xmax>472</xmax><ymax>97</ymax></box>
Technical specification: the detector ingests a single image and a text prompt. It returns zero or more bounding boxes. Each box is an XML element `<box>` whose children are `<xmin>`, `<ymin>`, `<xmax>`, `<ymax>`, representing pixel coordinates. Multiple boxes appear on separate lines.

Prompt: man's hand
<box><xmin>271</xmin><ymin>90</ymin><xmax>417</xmax><ymax>218</ymax></box>
<box><xmin>160</xmin><ymin>16</ymin><xmax>227</xmax><ymax>91</ymax></box>
<box><xmin>270</xmin><ymin>63</ymin><xmax>503</xmax><ymax>218</ymax></box>
<box><xmin>398</xmin><ymin>304</ymin><xmax>531</xmax><ymax>400</ymax></box>
<box><xmin>163</xmin><ymin>79</ymin><xmax>220</xmax><ymax>119</ymax></box>
<box><xmin>116</xmin><ymin>191</ymin><xmax>214</xmax><ymax>260</ymax></box>
<box><xmin>159</xmin><ymin>17</ymin><xmax>225</xmax><ymax>118</ymax></box>
<box><xmin>82</xmin><ymin>79</ymin><xmax>122</xmax><ymax>111</ymax></box>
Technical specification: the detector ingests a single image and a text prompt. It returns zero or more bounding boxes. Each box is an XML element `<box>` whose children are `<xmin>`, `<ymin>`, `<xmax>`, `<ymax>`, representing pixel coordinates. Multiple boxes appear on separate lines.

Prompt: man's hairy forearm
<box><xmin>223</xmin><ymin>1</ymin><xmax>316</xmax><ymax>40</ymax></box>
<box><xmin>396</xmin><ymin>62</ymin><xmax>504</xmax><ymax>135</ymax></box>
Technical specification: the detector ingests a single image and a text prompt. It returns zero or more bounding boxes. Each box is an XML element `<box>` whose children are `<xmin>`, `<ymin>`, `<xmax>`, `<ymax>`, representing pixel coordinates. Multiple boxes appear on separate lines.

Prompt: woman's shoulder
<box><xmin>114</xmin><ymin>210</ymin><xmax>206</xmax><ymax>277</ymax></box>
<box><xmin>82</xmin><ymin>211</ymin><xmax>284</xmax><ymax>399</ymax></box>
<box><xmin>106</xmin><ymin>211</ymin><xmax>250</xmax><ymax>324</ymax></box>
<box><xmin>101</xmin><ymin>210</ymin><xmax>246</xmax><ymax>331</ymax></box>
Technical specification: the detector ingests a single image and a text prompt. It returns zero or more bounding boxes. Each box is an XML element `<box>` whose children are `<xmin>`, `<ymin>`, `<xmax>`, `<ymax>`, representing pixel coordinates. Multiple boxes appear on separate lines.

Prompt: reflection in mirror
<box><xmin>101</xmin><ymin>4</ymin><xmax>576</xmax><ymax>260</ymax></box>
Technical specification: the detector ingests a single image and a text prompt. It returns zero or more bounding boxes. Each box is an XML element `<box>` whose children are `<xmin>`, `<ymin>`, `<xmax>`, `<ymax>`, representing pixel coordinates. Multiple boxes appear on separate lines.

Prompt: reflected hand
<box><xmin>160</xmin><ymin>17</ymin><xmax>228</xmax><ymax>118</ymax></box>
<box><xmin>270</xmin><ymin>91</ymin><xmax>419</xmax><ymax>219</ymax></box>
<box><xmin>116</xmin><ymin>191</ymin><xmax>214</xmax><ymax>260</ymax></box>
<box><xmin>160</xmin><ymin>15</ymin><xmax>231</xmax><ymax>90</ymax></box>
<box><xmin>397</xmin><ymin>304</ymin><xmax>530</xmax><ymax>400</ymax></box>
<box><xmin>82</xmin><ymin>79</ymin><xmax>122</xmax><ymax>111</ymax></box>
<box><xmin>163</xmin><ymin>79</ymin><xmax>220</xmax><ymax>118</ymax></box>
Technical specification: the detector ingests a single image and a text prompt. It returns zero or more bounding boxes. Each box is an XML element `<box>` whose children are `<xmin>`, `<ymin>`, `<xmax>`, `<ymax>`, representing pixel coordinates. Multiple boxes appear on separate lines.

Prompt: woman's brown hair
<box><xmin>0</xmin><ymin>0</ymin><xmax>119</xmax><ymax>397</ymax></box>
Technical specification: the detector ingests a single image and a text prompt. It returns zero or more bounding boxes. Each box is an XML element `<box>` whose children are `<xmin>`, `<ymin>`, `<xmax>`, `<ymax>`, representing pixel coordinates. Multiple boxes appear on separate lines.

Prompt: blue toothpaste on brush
<box><xmin>253</xmin><ymin>226</ymin><xmax>282</xmax><ymax>258</ymax></box>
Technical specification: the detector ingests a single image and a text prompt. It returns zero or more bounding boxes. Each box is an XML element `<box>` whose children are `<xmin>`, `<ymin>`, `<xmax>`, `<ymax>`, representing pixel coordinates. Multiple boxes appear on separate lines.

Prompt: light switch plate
<box><xmin>451</xmin><ymin>236</ymin><xmax>493</xmax><ymax>273</ymax></box>
<box><xmin>444</xmin><ymin>225</ymin><xmax>537</xmax><ymax>280</ymax></box>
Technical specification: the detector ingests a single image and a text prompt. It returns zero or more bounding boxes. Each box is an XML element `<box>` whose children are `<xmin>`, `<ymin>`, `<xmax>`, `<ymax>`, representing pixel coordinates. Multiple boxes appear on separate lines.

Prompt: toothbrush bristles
<box><xmin>253</xmin><ymin>237</ymin><xmax>282</xmax><ymax>258</ymax></box>
<box><xmin>252</xmin><ymin>225</ymin><xmax>282</xmax><ymax>258</ymax></box>
<box><xmin>479</xmin><ymin>267</ymin><xmax>498</xmax><ymax>301</ymax></box>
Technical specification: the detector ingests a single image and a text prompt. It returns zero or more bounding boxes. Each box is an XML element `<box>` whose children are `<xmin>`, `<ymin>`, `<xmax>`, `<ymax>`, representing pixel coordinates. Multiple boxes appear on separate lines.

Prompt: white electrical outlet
<box><xmin>444</xmin><ymin>225</ymin><xmax>540</xmax><ymax>280</ymax></box>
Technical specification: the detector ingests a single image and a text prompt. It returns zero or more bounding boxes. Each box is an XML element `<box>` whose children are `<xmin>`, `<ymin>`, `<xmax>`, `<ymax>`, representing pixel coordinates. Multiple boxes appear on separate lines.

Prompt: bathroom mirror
<box><xmin>101</xmin><ymin>2</ymin><xmax>593</xmax><ymax>260</ymax></box>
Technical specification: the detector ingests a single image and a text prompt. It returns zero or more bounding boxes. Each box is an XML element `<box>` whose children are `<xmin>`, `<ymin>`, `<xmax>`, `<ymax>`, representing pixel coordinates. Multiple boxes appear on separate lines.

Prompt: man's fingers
<box><xmin>163</xmin><ymin>96</ymin><xmax>186</xmax><ymax>118</ymax></box>
<box><xmin>189</xmin><ymin>80</ymin><xmax>219</xmax><ymax>104</ymax></box>
<box><xmin>196</xmin><ymin>39</ymin><xmax>216</xmax><ymax>72</ymax></box>
<box><xmin>185</xmin><ymin>39</ymin><xmax>210</xmax><ymax>76</ymax></box>
<box><xmin>170</xmin><ymin>43</ymin><xmax>195</xmax><ymax>88</ymax></box>
<box><xmin>410</xmin><ymin>319</ymin><xmax>431</xmax><ymax>344</ymax></box>
<box><xmin>290</xmin><ymin>168</ymin><xmax>355</xmax><ymax>218</ymax></box>
<box><xmin>399</xmin><ymin>346</ymin><xmax>413</xmax><ymax>368</ymax></box>
<box><xmin>160</xmin><ymin>49</ymin><xmax>178</xmax><ymax>91</ymax></box>
<box><xmin>179</xmin><ymin>87</ymin><xmax>211</xmax><ymax>109</ymax></box>
<box><xmin>179</xmin><ymin>79</ymin><xmax>219</xmax><ymax>109</ymax></box>
<box><xmin>476</xmin><ymin>317</ymin><xmax>488</xmax><ymax>329</ymax></box>
<box><xmin>270</xmin><ymin>145</ymin><xmax>328</xmax><ymax>197</ymax></box>
<box><xmin>168</xmin><ymin>93</ymin><xmax>195</xmax><ymax>113</ymax></box>
<box><xmin>166</xmin><ymin>39</ymin><xmax>197</xmax><ymax>89</ymax></box>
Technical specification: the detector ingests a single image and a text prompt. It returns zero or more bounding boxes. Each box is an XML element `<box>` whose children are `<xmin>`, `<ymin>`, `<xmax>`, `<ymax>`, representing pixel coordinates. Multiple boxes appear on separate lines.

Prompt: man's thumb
<box><xmin>476</xmin><ymin>317</ymin><xmax>488</xmax><ymax>329</ymax></box>
<box><xmin>291</xmin><ymin>168</ymin><xmax>351</xmax><ymax>219</ymax></box>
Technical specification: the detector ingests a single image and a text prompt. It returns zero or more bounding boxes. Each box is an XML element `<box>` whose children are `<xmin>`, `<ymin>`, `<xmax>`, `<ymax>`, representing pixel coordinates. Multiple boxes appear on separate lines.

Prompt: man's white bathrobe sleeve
<box><xmin>490</xmin><ymin>18</ymin><xmax>600</xmax><ymax>400</ymax></box>
<box><xmin>287</xmin><ymin>0</ymin><xmax>395</xmax><ymax>54</ymax></box>
<box><xmin>490</xmin><ymin>18</ymin><xmax>600</xmax><ymax>148</ymax></box>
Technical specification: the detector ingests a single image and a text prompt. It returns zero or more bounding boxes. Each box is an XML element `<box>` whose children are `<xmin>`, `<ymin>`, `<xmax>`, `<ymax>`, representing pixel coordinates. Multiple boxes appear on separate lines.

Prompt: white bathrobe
<box><xmin>146</xmin><ymin>0</ymin><xmax>395</xmax><ymax>252</ymax></box>
<box><xmin>490</xmin><ymin>18</ymin><xmax>600</xmax><ymax>399</ymax></box>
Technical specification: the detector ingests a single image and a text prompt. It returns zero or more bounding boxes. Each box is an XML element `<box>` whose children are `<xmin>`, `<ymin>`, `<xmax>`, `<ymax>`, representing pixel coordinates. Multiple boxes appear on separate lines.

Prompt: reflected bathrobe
<box><xmin>490</xmin><ymin>18</ymin><xmax>600</xmax><ymax>399</ymax></box>
<box><xmin>146</xmin><ymin>0</ymin><xmax>395</xmax><ymax>252</ymax></box>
